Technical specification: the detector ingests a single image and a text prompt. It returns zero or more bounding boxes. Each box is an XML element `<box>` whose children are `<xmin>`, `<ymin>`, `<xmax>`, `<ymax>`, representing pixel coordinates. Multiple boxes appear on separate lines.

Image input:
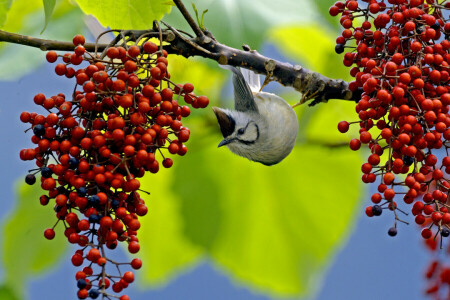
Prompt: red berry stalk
<box><xmin>20</xmin><ymin>32</ymin><xmax>209</xmax><ymax>299</ymax></box>
<box><xmin>330</xmin><ymin>0</ymin><xmax>449</xmax><ymax>298</ymax></box>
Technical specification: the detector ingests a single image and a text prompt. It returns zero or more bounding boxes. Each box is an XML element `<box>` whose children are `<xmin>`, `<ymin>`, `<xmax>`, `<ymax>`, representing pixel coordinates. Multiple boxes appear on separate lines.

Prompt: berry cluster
<box><xmin>330</xmin><ymin>0</ymin><xmax>449</xmax><ymax>298</ymax></box>
<box><xmin>19</xmin><ymin>33</ymin><xmax>209</xmax><ymax>299</ymax></box>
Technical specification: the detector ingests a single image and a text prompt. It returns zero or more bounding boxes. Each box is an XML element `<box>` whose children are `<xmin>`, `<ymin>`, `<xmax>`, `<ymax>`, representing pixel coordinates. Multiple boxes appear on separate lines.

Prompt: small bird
<box><xmin>212</xmin><ymin>65</ymin><xmax>299</xmax><ymax>166</ymax></box>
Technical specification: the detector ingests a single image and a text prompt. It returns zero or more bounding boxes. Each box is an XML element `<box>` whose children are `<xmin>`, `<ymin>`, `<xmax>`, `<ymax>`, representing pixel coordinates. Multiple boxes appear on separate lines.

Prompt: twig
<box><xmin>172</xmin><ymin>0</ymin><xmax>205</xmax><ymax>38</ymax></box>
<box><xmin>161</xmin><ymin>20</ymin><xmax>217</xmax><ymax>59</ymax></box>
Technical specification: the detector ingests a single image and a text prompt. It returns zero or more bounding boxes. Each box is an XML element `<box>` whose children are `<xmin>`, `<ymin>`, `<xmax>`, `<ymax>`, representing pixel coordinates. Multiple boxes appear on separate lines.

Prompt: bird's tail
<box><xmin>240</xmin><ymin>68</ymin><xmax>260</xmax><ymax>93</ymax></box>
<box><xmin>219</xmin><ymin>65</ymin><xmax>260</xmax><ymax>93</ymax></box>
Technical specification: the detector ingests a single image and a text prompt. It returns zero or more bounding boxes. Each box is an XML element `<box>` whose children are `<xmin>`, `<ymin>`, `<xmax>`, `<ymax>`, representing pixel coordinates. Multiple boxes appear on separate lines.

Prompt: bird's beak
<box><xmin>212</xmin><ymin>106</ymin><xmax>235</xmax><ymax>137</ymax></box>
<box><xmin>218</xmin><ymin>138</ymin><xmax>234</xmax><ymax>147</ymax></box>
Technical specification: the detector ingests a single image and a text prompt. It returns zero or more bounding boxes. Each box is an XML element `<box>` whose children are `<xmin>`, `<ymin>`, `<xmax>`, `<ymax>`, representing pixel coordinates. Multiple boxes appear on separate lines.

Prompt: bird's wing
<box><xmin>220</xmin><ymin>65</ymin><xmax>258</xmax><ymax>112</ymax></box>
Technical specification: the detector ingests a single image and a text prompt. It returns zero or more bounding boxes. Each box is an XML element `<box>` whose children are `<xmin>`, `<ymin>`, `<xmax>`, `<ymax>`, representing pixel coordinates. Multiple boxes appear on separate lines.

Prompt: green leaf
<box><xmin>2</xmin><ymin>180</ymin><xmax>68</xmax><ymax>297</ymax></box>
<box><xmin>41</xmin><ymin>0</ymin><xmax>56</xmax><ymax>33</ymax></box>
<box><xmin>73</xmin><ymin>0</ymin><xmax>172</xmax><ymax>29</ymax></box>
<box><xmin>0</xmin><ymin>284</ymin><xmax>20</xmax><ymax>300</ymax></box>
<box><xmin>163</xmin><ymin>0</ymin><xmax>320</xmax><ymax>48</ymax></box>
<box><xmin>0</xmin><ymin>0</ymin><xmax>12</xmax><ymax>28</ymax></box>
<box><xmin>0</xmin><ymin>0</ymin><xmax>83</xmax><ymax>80</ymax></box>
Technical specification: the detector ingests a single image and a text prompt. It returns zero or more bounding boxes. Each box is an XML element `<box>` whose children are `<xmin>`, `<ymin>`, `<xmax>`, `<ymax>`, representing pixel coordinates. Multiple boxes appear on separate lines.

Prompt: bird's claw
<box><xmin>292</xmin><ymin>90</ymin><xmax>320</xmax><ymax>108</ymax></box>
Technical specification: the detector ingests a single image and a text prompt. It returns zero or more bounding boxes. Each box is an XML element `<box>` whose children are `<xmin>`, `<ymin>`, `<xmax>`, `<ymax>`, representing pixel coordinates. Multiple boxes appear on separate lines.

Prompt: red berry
<box><xmin>349</xmin><ymin>138</ymin><xmax>361</xmax><ymax>150</ymax></box>
<box><xmin>46</xmin><ymin>51</ymin><xmax>58</xmax><ymax>63</ymax></box>
<box><xmin>143</xmin><ymin>41</ymin><xmax>158</xmax><ymax>53</ymax></box>
<box><xmin>338</xmin><ymin>121</ymin><xmax>349</xmax><ymax>133</ymax></box>
<box><xmin>55</xmin><ymin>63</ymin><xmax>66</xmax><ymax>76</ymax></box>
<box><xmin>421</xmin><ymin>228</ymin><xmax>433</xmax><ymax>239</ymax></box>
<box><xmin>72</xmin><ymin>34</ymin><xmax>85</xmax><ymax>46</ymax></box>
<box><xmin>44</xmin><ymin>228</ymin><xmax>55</xmax><ymax>240</ymax></box>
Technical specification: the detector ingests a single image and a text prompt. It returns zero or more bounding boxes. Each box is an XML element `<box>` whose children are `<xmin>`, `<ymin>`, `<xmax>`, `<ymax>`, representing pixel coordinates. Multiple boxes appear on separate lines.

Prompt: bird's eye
<box><xmin>237</xmin><ymin>128</ymin><xmax>245</xmax><ymax>135</ymax></box>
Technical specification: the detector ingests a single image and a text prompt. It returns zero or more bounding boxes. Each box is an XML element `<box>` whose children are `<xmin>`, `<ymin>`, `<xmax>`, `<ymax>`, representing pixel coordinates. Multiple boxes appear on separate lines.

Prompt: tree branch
<box><xmin>0</xmin><ymin>25</ymin><xmax>361</xmax><ymax>105</ymax></box>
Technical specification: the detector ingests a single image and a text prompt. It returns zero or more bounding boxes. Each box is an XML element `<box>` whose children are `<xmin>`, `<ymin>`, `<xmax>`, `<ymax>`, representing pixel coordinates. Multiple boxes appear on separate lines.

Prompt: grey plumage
<box><xmin>213</xmin><ymin>65</ymin><xmax>299</xmax><ymax>165</ymax></box>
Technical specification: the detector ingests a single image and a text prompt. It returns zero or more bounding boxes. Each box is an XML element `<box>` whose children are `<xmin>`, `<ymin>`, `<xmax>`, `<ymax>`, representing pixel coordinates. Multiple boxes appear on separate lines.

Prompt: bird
<box><xmin>212</xmin><ymin>65</ymin><xmax>299</xmax><ymax>166</ymax></box>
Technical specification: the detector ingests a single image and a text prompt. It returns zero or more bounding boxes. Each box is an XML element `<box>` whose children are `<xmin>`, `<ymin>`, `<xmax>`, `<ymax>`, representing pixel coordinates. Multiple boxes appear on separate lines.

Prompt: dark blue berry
<box><xmin>41</xmin><ymin>167</ymin><xmax>53</xmax><ymax>178</ymax></box>
<box><xmin>32</xmin><ymin>124</ymin><xmax>45</xmax><ymax>137</ymax></box>
<box><xmin>335</xmin><ymin>44</ymin><xmax>345</xmax><ymax>54</ymax></box>
<box><xmin>77</xmin><ymin>187</ymin><xmax>87</xmax><ymax>196</ymax></box>
<box><xmin>372</xmin><ymin>205</ymin><xmax>383</xmax><ymax>216</ymax></box>
<box><xmin>25</xmin><ymin>174</ymin><xmax>36</xmax><ymax>185</ymax></box>
<box><xmin>111</xmin><ymin>199</ymin><xmax>120</xmax><ymax>209</ymax></box>
<box><xmin>403</xmin><ymin>155</ymin><xmax>414</xmax><ymax>166</ymax></box>
<box><xmin>68</xmin><ymin>157</ymin><xmax>79</xmax><ymax>169</ymax></box>
<box><xmin>89</xmin><ymin>214</ymin><xmax>100</xmax><ymax>224</ymax></box>
<box><xmin>431</xmin><ymin>21</ymin><xmax>440</xmax><ymax>30</ymax></box>
<box><xmin>77</xmin><ymin>278</ymin><xmax>87</xmax><ymax>289</ymax></box>
<box><xmin>442</xmin><ymin>228</ymin><xmax>450</xmax><ymax>238</ymax></box>
<box><xmin>388</xmin><ymin>227</ymin><xmax>397</xmax><ymax>237</ymax></box>
<box><xmin>88</xmin><ymin>195</ymin><xmax>100</xmax><ymax>207</ymax></box>
<box><xmin>89</xmin><ymin>289</ymin><xmax>100</xmax><ymax>299</ymax></box>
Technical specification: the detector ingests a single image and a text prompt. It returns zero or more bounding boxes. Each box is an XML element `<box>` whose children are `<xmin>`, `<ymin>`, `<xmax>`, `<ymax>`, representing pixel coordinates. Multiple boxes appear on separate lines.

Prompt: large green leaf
<box><xmin>163</xmin><ymin>0</ymin><xmax>320</xmax><ymax>48</ymax></box>
<box><xmin>73</xmin><ymin>0</ymin><xmax>172</xmax><ymax>29</ymax></box>
<box><xmin>2</xmin><ymin>180</ymin><xmax>68</xmax><ymax>297</ymax></box>
<box><xmin>0</xmin><ymin>0</ymin><xmax>83</xmax><ymax>80</ymax></box>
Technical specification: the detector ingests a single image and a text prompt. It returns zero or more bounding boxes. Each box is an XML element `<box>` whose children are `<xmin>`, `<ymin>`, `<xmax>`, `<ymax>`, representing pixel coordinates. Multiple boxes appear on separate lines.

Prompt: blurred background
<box><xmin>0</xmin><ymin>0</ymin><xmax>431</xmax><ymax>299</ymax></box>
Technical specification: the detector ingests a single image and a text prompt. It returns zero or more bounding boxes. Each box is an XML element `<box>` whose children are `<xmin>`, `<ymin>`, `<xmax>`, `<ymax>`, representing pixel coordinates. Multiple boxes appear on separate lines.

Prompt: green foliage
<box><xmin>0</xmin><ymin>284</ymin><xmax>20</xmax><ymax>300</ymax></box>
<box><xmin>1</xmin><ymin>180</ymin><xmax>68</xmax><ymax>298</ymax></box>
<box><xmin>0</xmin><ymin>0</ymin><xmax>12</xmax><ymax>28</ymax></box>
<box><xmin>0</xmin><ymin>0</ymin><xmax>83</xmax><ymax>80</ymax></box>
<box><xmin>42</xmin><ymin>0</ymin><xmax>56</xmax><ymax>33</ymax></box>
<box><xmin>73</xmin><ymin>0</ymin><xmax>172</xmax><ymax>29</ymax></box>
<box><xmin>312</xmin><ymin>0</ymin><xmax>340</xmax><ymax>30</ymax></box>
<box><xmin>137</xmin><ymin>170</ymin><xmax>203</xmax><ymax>285</ymax></box>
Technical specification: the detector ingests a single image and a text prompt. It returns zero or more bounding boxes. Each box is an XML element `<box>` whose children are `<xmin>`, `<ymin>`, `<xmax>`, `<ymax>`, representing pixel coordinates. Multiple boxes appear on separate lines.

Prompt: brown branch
<box><xmin>0</xmin><ymin>26</ymin><xmax>361</xmax><ymax>105</ymax></box>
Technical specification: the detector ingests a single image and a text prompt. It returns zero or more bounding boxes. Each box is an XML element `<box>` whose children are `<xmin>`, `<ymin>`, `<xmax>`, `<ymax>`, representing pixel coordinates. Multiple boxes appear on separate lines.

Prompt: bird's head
<box><xmin>212</xmin><ymin>106</ymin><xmax>265</xmax><ymax>159</ymax></box>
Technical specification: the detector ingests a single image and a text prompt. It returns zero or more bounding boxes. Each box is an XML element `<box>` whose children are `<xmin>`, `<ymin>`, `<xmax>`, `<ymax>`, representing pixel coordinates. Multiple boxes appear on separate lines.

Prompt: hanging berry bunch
<box><xmin>330</xmin><ymin>0</ymin><xmax>449</xmax><ymax>298</ymax></box>
<box><xmin>19</xmin><ymin>30</ymin><xmax>209</xmax><ymax>299</ymax></box>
